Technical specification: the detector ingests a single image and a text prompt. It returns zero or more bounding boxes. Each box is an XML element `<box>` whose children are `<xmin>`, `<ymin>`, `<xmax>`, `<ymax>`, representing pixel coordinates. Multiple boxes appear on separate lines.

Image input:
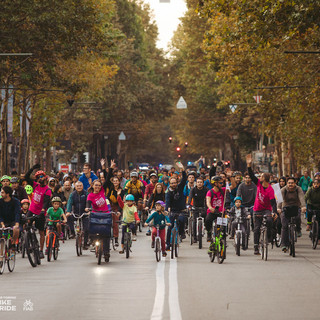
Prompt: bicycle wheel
<box><xmin>198</xmin><ymin>220</ymin><xmax>203</xmax><ymax>249</ymax></box>
<box><xmin>171</xmin><ymin>229</ymin><xmax>176</xmax><ymax>259</ymax></box>
<box><xmin>0</xmin><ymin>238</ymin><xmax>6</xmax><ymax>274</ymax></box>
<box><xmin>217</xmin><ymin>239</ymin><xmax>225</xmax><ymax>264</ymax></box>
<box><xmin>124</xmin><ymin>233</ymin><xmax>130</xmax><ymax>259</ymax></box>
<box><xmin>312</xmin><ymin>220</ymin><xmax>318</xmax><ymax>249</ymax></box>
<box><xmin>53</xmin><ymin>238</ymin><xmax>59</xmax><ymax>260</ymax></box>
<box><xmin>155</xmin><ymin>238</ymin><xmax>161</xmax><ymax>262</ymax></box>
<box><xmin>26</xmin><ymin>233</ymin><xmax>37</xmax><ymax>267</ymax></box>
<box><xmin>209</xmin><ymin>241</ymin><xmax>216</xmax><ymax>262</ymax></box>
<box><xmin>263</xmin><ymin>229</ymin><xmax>268</xmax><ymax>261</ymax></box>
<box><xmin>22</xmin><ymin>231</ymin><xmax>27</xmax><ymax>258</ymax></box>
<box><xmin>236</xmin><ymin>232</ymin><xmax>241</xmax><ymax>256</ymax></box>
<box><xmin>97</xmin><ymin>242</ymin><xmax>102</xmax><ymax>265</ymax></box>
<box><xmin>260</xmin><ymin>229</ymin><xmax>265</xmax><ymax>260</ymax></box>
<box><xmin>175</xmin><ymin>233</ymin><xmax>179</xmax><ymax>258</ymax></box>
<box><xmin>290</xmin><ymin>225</ymin><xmax>296</xmax><ymax>257</ymax></box>
<box><xmin>275</xmin><ymin>233</ymin><xmax>281</xmax><ymax>248</ymax></box>
<box><xmin>47</xmin><ymin>234</ymin><xmax>53</xmax><ymax>262</ymax></box>
<box><xmin>76</xmin><ymin>234</ymin><xmax>81</xmax><ymax>256</ymax></box>
<box><xmin>7</xmin><ymin>246</ymin><xmax>16</xmax><ymax>272</ymax></box>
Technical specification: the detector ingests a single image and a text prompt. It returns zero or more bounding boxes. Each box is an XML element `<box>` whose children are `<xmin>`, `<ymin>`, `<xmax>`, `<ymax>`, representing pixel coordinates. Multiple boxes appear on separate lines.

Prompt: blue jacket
<box><xmin>79</xmin><ymin>172</ymin><xmax>98</xmax><ymax>191</ymax></box>
<box><xmin>146</xmin><ymin>211</ymin><xmax>170</xmax><ymax>229</ymax></box>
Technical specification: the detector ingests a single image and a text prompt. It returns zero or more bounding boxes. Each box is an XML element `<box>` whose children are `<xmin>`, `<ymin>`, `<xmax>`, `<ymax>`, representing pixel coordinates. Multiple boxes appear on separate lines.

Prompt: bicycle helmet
<box><xmin>234</xmin><ymin>196</ymin><xmax>242</xmax><ymax>203</ymax></box>
<box><xmin>10</xmin><ymin>177</ymin><xmax>19</xmax><ymax>183</ymax></box>
<box><xmin>21</xmin><ymin>199</ymin><xmax>30</xmax><ymax>205</ymax></box>
<box><xmin>130</xmin><ymin>171</ymin><xmax>139</xmax><ymax>178</ymax></box>
<box><xmin>125</xmin><ymin>194</ymin><xmax>135</xmax><ymax>201</ymax></box>
<box><xmin>210</xmin><ymin>175</ymin><xmax>222</xmax><ymax>184</ymax></box>
<box><xmin>155</xmin><ymin>200</ymin><xmax>166</xmax><ymax>208</ymax></box>
<box><xmin>51</xmin><ymin>196</ymin><xmax>62</xmax><ymax>203</ymax></box>
<box><xmin>1</xmin><ymin>175</ymin><xmax>11</xmax><ymax>182</ymax></box>
<box><xmin>35</xmin><ymin>170</ymin><xmax>47</xmax><ymax>179</ymax></box>
<box><xmin>24</xmin><ymin>185</ymin><xmax>33</xmax><ymax>194</ymax></box>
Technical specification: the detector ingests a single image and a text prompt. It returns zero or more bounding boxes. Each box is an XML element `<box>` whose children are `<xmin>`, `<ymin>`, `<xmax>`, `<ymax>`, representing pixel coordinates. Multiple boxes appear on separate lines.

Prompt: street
<box><xmin>1</xmin><ymin>224</ymin><xmax>320</xmax><ymax>320</ymax></box>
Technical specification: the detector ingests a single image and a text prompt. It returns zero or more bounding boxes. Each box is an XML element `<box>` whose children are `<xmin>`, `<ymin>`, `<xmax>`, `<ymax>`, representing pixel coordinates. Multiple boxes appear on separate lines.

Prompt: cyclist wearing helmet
<box><xmin>124</xmin><ymin>170</ymin><xmax>144</xmax><ymax>202</ymax></box>
<box><xmin>24</xmin><ymin>184</ymin><xmax>33</xmax><ymax>202</ymax></box>
<box><xmin>246</xmin><ymin>154</ymin><xmax>277</xmax><ymax>255</ymax></box>
<box><xmin>205</xmin><ymin>175</ymin><xmax>227</xmax><ymax>242</ymax></box>
<box><xmin>117</xmin><ymin>192</ymin><xmax>140</xmax><ymax>253</ymax></box>
<box><xmin>47</xmin><ymin>197</ymin><xmax>67</xmax><ymax>240</ymax></box>
<box><xmin>145</xmin><ymin>200</ymin><xmax>171</xmax><ymax>257</ymax></box>
<box><xmin>11</xmin><ymin>177</ymin><xmax>28</xmax><ymax>202</ymax></box>
<box><xmin>25</xmin><ymin>163</ymin><xmax>52</xmax><ymax>259</ymax></box>
<box><xmin>0</xmin><ymin>175</ymin><xmax>11</xmax><ymax>191</ymax></box>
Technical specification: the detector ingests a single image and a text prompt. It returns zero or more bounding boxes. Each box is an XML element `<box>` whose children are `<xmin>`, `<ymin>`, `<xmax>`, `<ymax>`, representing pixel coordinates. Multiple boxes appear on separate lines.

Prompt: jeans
<box><xmin>121</xmin><ymin>223</ymin><xmax>136</xmax><ymax>245</ymax></box>
<box><xmin>281</xmin><ymin>211</ymin><xmax>300</xmax><ymax>247</ymax></box>
<box><xmin>193</xmin><ymin>208</ymin><xmax>206</xmax><ymax>240</ymax></box>
<box><xmin>231</xmin><ymin>220</ymin><xmax>247</xmax><ymax>238</ymax></box>
<box><xmin>166</xmin><ymin>213</ymin><xmax>186</xmax><ymax>246</ymax></box>
<box><xmin>253</xmin><ymin>210</ymin><xmax>273</xmax><ymax>247</ymax></box>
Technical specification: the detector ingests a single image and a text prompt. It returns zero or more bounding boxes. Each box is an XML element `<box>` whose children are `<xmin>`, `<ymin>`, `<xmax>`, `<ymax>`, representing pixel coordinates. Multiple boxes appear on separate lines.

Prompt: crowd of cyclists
<box><xmin>0</xmin><ymin>154</ymin><xmax>319</xmax><ymax>268</ymax></box>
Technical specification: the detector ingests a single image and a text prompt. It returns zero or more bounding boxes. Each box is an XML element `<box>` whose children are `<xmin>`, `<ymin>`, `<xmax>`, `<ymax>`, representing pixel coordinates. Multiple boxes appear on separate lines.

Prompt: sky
<box><xmin>143</xmin><ymin>0</ymin><xmax>187</xmax><ymax>51</ymax></box>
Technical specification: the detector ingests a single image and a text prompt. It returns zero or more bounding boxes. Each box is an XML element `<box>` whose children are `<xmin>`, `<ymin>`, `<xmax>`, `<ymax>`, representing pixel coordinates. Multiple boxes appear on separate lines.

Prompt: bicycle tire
<box><xmin>0</xmin><ymin>238</ymin><xmax>6</xmax><ymax>274</ymax></box>
<box><xmin>198</xmin><ymin>220</ymin><xmax>203</xmax><ymax>249</ymax></box>
<box><xmin>264</xmin><ymin>229</ymin><xmax>268</xmax><ymax>261</ymax></box>
<box><xmin>171</xmin><ymin>229</ymin><xmax>176</xmax><ymax>259</ymax></box>
<box><xmin>7</xmin><ymin>246</ymin><xmax>16</xmax><ymax>272</ymax></box>
<box><xmin>243</xmin><ymin>233</ymin><xmax>248</xmax><ymax>251</ymax></box>
<box><xmin>290</xmin><ymin>225</ymin><xmax>296</xmax><ymax>257</ymax></box>
<box><xmin>34</xmin><ymin>233</ymin><xmax>41</xmax><ymax>265</ymax></box>
<box><xmin>209</xmin><ymin>242</ymin><xmax>216</xmax><ymax>262</ymax></box>
<box><xmin>275</xmin><ymin>233</ymin><xmax>281</xmax><ymax>248</ymax></box>
<box><xmin>112</xmin><ymin>238</ymin><xmax>116</xmax><ymax>251</ymax></box>
<box><xmin>125</xmin><ymin>233</ymin><xmax>130</xmax><ymax>259</ymax></box>
<box><xmin>236</xmin><ymin>232</ymin><xmax>241</xmax><ymax>256</ymax></box>
<box><xmin>217</xmin><ymin>239</ymin><xmax>225</xmax><ymax>264</ymax></box>
<box><xmin>76</xmin><ymin>234</ymin><xmax>81</xmax><ymax>256</ymax></box>
<box><xmin>155</xmin><ymin>238</ymin><xmax>161</xmax><ymax>262</ymax></box>
<box><xmin>312</xmin><ymin>220</ymin><xmax>318</xmax><ymax>249</ymax></box>
<box><xmin>97</xmin><ymin>243</ymin><xmax>102</xmax><ymax>265</ymax></box>
<box><xmin>47</xmin><ymin>233</ymin><xmax>53</xmax><ymax>262</ymax></box>
<box><xmin>175</xmin><ymin>233</ymin><xmax>179</xmax><ymax>258</ymax></box>
<box><xmin>189</xmin><ymin>219</ymin><xmax>193</xmax><ymax>245</ymax></box>
<box><xmin>26</xmin><ymin>232</ymin><xmax>37</xmax><ymax>267</ymax></box>
<box><xmin>22</xmin><ymin>231</ymin><xmax>27</xmax><ymax>258</ymax></box>
<box><xmin>260</xmin><ymin>229</ymin><xmax>265</xmax><ymax>260</ymax></box>
<box><xmin>53</xmin><ymin>238</ymin><xmax>59</xmax><ymax>260</ymax></box>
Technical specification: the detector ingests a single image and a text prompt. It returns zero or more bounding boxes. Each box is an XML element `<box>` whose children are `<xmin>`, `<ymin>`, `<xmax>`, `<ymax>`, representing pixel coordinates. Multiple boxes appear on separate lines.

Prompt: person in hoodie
<box><xmin>79</xmin><ymin>162</ymin><xmax>98</xmax><ymax>191</ymax></box>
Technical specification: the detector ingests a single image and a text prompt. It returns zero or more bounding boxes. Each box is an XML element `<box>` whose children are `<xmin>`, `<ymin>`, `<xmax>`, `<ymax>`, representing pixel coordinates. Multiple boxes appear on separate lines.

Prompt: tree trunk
<box><xmin>276</xmin><ymin>140</ymin><xmax>283</xmax><ymax>177</ymax></box>
<box><xmin>18</xmin><ymin>96</ymin><xmax>27</xmax><ymax>174</ymax></box>
<box><xmin>45</xmin><ymin>146</ymin><xmax>51</xmax><ymax>173</ymax></box>
<box><xmin>1</xmin><ymin>86</ymin><xmax>9</xmax><ymax>175</ymax></box>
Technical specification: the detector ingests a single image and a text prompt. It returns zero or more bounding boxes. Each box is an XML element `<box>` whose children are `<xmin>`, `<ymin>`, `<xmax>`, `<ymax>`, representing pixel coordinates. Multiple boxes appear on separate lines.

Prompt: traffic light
<box><xmin>185</xmin><ymin>142</ymin><xmax>188</xmax><ymax>148</ymax></box>
<box><xmin>178</xmin><ymin>155</ymin><xmax>181</xmax><ymax>158</ymax></box>
<box><xmin>169</xmin><ymin>137</ymin><xmax>172</xmax><ymax>143</ymax></box>
<box><xmin>176</xmin><ymin>147</ymin><xmax>181</xmax><ymax>152</ymax></box>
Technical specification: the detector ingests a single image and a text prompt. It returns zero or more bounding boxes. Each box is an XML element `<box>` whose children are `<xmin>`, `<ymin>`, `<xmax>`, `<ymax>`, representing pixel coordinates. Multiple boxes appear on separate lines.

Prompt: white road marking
<box><xmin>151</xmin><ymin>257</ymin><xmax>166</xmax><ymax>320</ymax></box>
<box><xmin>169</xmin><ymin>258</ymin><xmax>182</xmax><ymax>320</ymax></box>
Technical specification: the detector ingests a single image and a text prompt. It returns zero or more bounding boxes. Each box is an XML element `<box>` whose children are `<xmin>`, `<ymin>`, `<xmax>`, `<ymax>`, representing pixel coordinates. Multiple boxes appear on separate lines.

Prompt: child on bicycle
<box><xmin>228</xmin><ymin>197</ymin><xmax>250</xmax><ymax>239</ymax></box>
<box><xmin>46</xmin><ymin>197</ymin><xmax>67</xmax><ymax>240</ymax></box>
<box><xmin>145</xmin><ymin>200</ymin><xmax>171</xmax><ymax>257</ymax></box>
<box><xmin>117</xmin><ymin>192</ymin><xmax>140</xmax><ymax>253</ymax></box>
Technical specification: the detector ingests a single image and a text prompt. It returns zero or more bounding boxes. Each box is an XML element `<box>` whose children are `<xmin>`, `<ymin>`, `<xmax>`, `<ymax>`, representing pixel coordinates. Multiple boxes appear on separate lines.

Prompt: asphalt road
<box><xmin>1</xmin><ymin>222</ymin><xmax>320</xmax><ymax>320</ymax></box>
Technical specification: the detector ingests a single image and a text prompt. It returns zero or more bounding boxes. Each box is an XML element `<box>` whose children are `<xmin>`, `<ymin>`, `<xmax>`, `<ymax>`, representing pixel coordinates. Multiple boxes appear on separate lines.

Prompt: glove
<box><xmin>32</xmin><ymin>163</ymin><xmax>41</xmax><ymax>170</ymax></box>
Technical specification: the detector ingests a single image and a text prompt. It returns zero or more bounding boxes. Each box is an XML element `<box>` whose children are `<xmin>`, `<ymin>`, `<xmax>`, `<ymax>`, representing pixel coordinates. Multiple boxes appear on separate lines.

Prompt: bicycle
<box><xmin>288</xmin><ymin>216</ymin><xmax>297</xmax><ymax>257</ymax></box>
<box><xmin>208</xmin><ymin>216</ymin><xmax>227</xmax><ymax>264</ymax></box>
<box><xmin>0</xmin><ymin>227</ymin><xmax>16</xmax><ymax>274</ymax></box>
<box><xmin>234</xmin><ymin>216</ymin><xmax>249</xmax><ymax>256</ymax></box>
<box><xmin>191</xmin><ymin>207</ymin><xmax>206</xmax><ymax>249</ymax></box>
<box><xmin>259</xmin><ymin>214</ymin><xmax>272</xmax><ymax>261</ymax></box>
<box><xmin>73</xmin><ymin>212</ymin><xmax>88</xmax><ymax>256</ymax></box>
<box><xmin>121</xmin><ymin>222</ymin><xmax>134</xmax><ymax>259</ymax></box>
<box><xmin>24</xmin><ymin>214</ymin><xmax>41</xmax><ymax>267</ymax></box>
<box><xmin>46</xmin><ymin>219</ymin><xmax>62</xmax><ymax>262</ymax></box>
<box><xmin>170</xmin><ymin>215</ymin><xmax>180</xmax><ymax>259</ymax></box>
<box><xmin>148</xmin><ymin>224</ymin><xmax>162</xmax><ymax>262</ymax></box>
<box><xmin>310</xmin><ymin>209</ymin><xmax>320</xmax><ymax>249</ymax></box>
<box><xmin>187</xmin><ymin>207</ymin><xmax>194</xmax><ymax>245</ymax></box>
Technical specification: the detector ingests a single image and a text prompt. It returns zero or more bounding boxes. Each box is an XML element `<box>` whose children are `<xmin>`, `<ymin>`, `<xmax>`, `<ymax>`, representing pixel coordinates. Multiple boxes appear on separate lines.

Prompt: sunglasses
<box><xmin>38</xmin><ymin>175</ymin><xmax>44</xmax><ymax>178</ymax></box>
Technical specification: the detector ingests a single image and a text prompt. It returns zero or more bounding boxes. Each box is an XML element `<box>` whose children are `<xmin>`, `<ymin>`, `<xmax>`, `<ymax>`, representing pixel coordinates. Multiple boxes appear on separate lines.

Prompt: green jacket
<box><xmin>305</xmin><ymin>187</ymin><xmax>320</xmax><ymax>209</ymax></box>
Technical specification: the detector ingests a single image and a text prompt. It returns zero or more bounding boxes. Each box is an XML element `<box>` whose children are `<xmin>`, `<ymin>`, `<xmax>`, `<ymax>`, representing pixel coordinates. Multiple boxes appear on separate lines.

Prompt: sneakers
<box><xmin>115</xmin><ymin>238</ymin><xmax>119</xmax><ymax>247</ymax></box>
<box><xmin>306</xmin><ymin>225</ymin><xmax>311</xmax><ymax>231</ymax></box>
<box><xmin>132</xmin><ymin>236</ymin><xmax>137</xmax><ymax>241</ymax></box>
<box><xmin>151</xmin><ymin>241</ymin><xmax>155</xmax><ymax>249</ymax></box>
<box><xmin>254</xmin><ymin>246</ymin><xmax>260</xmax><ymax>255</ymax></box>
<box><xmin>207</xmin><ymin>233</ymin><xmax>212</xmax><ymax>242</ymax></box>
<box><xmin>166</xmin><ymin>245</ymin><xmax>170</xmax><ymax>251</ymax></box>
<box><xmin>193</xmin><ymin>238</ymin><xmax>197</xmax><ymax>243</ymax></box>
<box><xmin>282</xmin><ymin>246</ymin><xmax>287</xmax><ymax>253</ymax></box>
<box><xmin>119</xmin><ymin>250</ymin><xmax>124</xmax><ymax>254</ymax></box>
<box><xmin>39</xmin><ymin>251</ymin><xmax>45</xmax><ymax>259</ymax></box>
<box><xmin>229</xmin><ymin>236</ymin><xmax>234</xmax><ymax>240</ymax></box>
<box><xmin>146</xmin><ymin>230</ymin><xmax>151</xmax><ymax>236</ymax></box>
<box><xmin>181</xmin><ymin>234</ymin><xmax>186</xmax><ymax>240</ymax></box>
<box><xmin>297</xmin><ymin>231</ymin><xmax>302</xmax><ymax>237</ymax></box>
<box><xmin>162</xmin><ymin>252</ymin><xmax>167</xmax><ymax>257</ymax></box>
<box><xmin>83</xmin><ymin>245</ymin><xmax>89</xmax><ymax>250</ymax></box>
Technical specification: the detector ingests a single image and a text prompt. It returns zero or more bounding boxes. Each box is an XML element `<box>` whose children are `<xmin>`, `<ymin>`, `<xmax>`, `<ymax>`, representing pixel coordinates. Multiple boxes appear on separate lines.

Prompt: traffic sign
<box><xmin>229</xmin><ymin>105</ymin><xmax>237</xmax><ymax>113</ymax></box>
<box><xmin>253</xmin><ymin>96</ymin><xmax>262</xmax><ymax>103</ymax></box>
<box><xmin>176</xmin><ymin>96</ymin><xmax>187</xmax><ymax>109</ymax></box>
<box><xmin>119</xmin><ymin>131</ymin><xmax>126</xmax><ymax>141</ymax></box>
